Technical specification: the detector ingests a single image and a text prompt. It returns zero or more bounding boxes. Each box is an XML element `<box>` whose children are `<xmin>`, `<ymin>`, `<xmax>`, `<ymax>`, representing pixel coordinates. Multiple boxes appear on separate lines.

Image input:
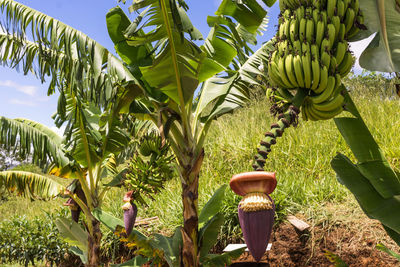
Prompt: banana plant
<box><xmin>105</xmin><ymin>1</ymin><xmax>275</xmax><ymax>265</ymax></box>
<box><xmin>0</xmin><ymin>89</ymin><xmax>152</xmax><ymax>265</ymax></box>
<box><xmin>0</xmin><ymin>0</ymin><xmax>275</xmax><ymax>265</ymax></box>
<box><xmin>0</xmin><ymin>0</ymin><xmax>137</xmax><ymax>107</ymax></box>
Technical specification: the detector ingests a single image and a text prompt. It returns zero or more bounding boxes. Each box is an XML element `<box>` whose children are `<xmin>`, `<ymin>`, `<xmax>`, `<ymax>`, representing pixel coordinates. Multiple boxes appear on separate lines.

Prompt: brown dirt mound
<box><xmin>231</xmin><ymin>222</ymin><xmax>399</xmax><ymax>266</ymax></box>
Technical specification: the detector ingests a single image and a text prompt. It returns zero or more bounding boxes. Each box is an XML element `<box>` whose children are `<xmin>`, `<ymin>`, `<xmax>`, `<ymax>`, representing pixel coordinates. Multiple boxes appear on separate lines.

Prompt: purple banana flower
<box><xmin>230</xmin><ymin>172</ymin><xmax>277</xmax><ymax>262</ymax></box>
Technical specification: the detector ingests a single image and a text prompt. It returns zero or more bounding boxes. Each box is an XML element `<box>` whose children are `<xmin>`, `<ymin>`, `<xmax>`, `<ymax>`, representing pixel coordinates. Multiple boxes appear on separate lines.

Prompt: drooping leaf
<box><xmin>150</xmin><ymin>227</ymin><xmax>182</xmax><ymax>267</ymax></box>
<box><xmin>69</xmin><ymin>246</ymin><xmax>88</xmax><ymax>264</ymax></box>
<box><xmin>331</xmin><ymin>154</ymin><xmax>400</xmax><ymax>236</ymax></box>
<box><xmin>198</xmin><ymin>213</ymin><xmax>224</xmax><ymax>259</ymax></box>
<box><xmin>334</xmin><ymin>92</ymin><xmax>400</xmax><ymax>198</ymax></box>
<box><xmin>55</xmin><ymin>217</ymin><xmax>89</xmax><ymax>257</ymax></box>
<box><xmin>215</xmin><ymin>0</ymin><xmax>267</xmax><ymax>34</ymax></box>
<box><xmin>358</xmin><ymin>0</ymin><xmax>400</xmax><ymax>72</ymax></box>
<box><xmin>0</xmin><ymin>117</ymin><xmax>69</xmax><ymax>168</ymax></box>
<box><xmin>0</xmin><ymin>0</ymin><xmax>138</xmax><ymax>104</ymax></box>
<box><xmin>103</xmin><ymin>168</ymin><xmax>128</xmax><ymax>187</ymax></box>
<box><xmin>106</xmin><ymin>6</ymin><xmax>153</xmax><ymax>68</ymax></box>
<box><xmin>194</xmin><ymin>40</ymin><xmax>274</xmax><ymax>129</ymax></box>
<box><xmin>0</xmin><ymin>170</ymin><xmax>63</xmax><ymax>199</ymax></box>
<box><xmin>198</xmin><ymin>184</ymin><xmax>227</xmax><ymax>226</ymax></box>
<box><xmin>92</xmin><ymin>208</ymin><xmax>124</xmax><ymax>232</ymax></box>
<box><xmin>334</xmin><ymin>116</ymin><xmax>400</xmax><ymax>198</ymax></box>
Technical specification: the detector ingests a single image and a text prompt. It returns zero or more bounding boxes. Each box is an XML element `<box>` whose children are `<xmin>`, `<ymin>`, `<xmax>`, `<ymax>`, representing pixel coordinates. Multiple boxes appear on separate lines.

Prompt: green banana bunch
<box><xmin>268</xmin><ymin>0</ymin><xmax>365</xmax><ymax>122</ymax></box>
<box><xmin>255</xmin><ymin>0</ymin><xmax>366</xmax><ymax>171</ymax></box>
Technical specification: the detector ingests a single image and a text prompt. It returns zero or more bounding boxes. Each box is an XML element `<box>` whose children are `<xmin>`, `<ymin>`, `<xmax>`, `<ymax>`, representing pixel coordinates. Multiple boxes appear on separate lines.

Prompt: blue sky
<box><xmin>0</xmin><ymin>0</ymin><xmax>368</xmax><ymax>134</ymax></box>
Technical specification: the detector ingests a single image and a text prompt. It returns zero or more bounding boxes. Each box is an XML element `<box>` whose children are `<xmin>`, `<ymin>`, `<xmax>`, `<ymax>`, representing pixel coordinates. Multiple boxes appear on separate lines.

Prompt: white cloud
<box><xmin>9</xmin><ymin>98</ymin><xmax>37</xmax><ymax>107</ymax></box>
<box><xmin>349</xmin><ymin>34</ymin><xmax>375</xmax><ymax>74</ymax></box>
<box><xmin>51</xmin><ymin>125</ymin><xmax>66</xmax><ymax>137</ymax></box>
<box><xmin>0</xmin><ymin>80</ymin><xmax>37</xmax><ymax>96</ymax></box>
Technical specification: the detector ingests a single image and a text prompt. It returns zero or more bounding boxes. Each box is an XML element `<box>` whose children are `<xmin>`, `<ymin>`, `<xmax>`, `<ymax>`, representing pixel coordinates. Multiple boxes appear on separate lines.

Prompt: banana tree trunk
<box><xmin>87</xmin><ymin>218</ymin><xmax>102</xmax><ymax>266</ymax></box>
<box><xmin>180</xmin><ymin>150</ymin><xmax>203</xmax><ymax>267</ymax></box>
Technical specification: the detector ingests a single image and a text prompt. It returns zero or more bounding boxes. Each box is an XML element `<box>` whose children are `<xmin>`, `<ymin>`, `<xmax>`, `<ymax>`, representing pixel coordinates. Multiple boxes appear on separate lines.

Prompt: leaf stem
<box><xmin>159</xmin><ymin>0</ymin><xmax>190</xmax><ymax>141</ymax></box>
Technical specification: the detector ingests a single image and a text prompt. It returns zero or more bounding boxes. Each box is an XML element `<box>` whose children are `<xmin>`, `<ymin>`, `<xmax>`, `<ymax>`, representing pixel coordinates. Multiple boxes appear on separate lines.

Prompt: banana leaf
<box><xmin>358</xmin><ymin>0</ymin><xmax>400</xmax><ymax>72</ymax></box>
<box><xmin>331</xmin><ymin>92</ymin><xmax>400</xmax><ymax>246</ymax></box>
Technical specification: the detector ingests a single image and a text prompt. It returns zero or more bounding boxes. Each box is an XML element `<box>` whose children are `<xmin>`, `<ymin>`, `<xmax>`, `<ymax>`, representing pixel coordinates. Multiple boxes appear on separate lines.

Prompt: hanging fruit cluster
<box><xmin>271</xmin><ymin>0</ymin><xmax>365</xmax><ymax>120</ymax></box>
<box><xmin>252</xmin><ymin>0</ymin><xmax>366</xmax><ymax>171</ymax></box>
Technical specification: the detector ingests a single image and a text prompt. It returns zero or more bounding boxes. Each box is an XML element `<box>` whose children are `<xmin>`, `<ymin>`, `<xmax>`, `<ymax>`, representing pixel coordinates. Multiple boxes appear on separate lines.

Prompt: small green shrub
<box><xmin>0</xmin><ymin>209</ymin><xmax>70</xmax><ymax>266</ymax></box>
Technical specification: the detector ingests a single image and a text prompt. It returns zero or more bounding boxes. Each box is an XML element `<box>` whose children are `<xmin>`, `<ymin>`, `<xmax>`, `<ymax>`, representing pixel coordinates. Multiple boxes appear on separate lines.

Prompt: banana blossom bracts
<box><xmin>230</xmin><ymin>172</ymin><xmax>277</xmax><ymax>262</ymax></box>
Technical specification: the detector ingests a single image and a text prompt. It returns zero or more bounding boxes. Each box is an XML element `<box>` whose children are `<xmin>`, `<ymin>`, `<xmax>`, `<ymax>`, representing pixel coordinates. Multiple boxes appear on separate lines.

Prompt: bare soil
<box><xmin>231</xmin><ymin>213</ymin><xmax>400</xmax><ymax>267</ymax></box>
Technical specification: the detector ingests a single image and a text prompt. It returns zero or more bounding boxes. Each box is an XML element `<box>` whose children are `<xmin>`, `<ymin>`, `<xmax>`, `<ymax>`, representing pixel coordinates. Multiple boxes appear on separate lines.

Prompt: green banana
<box><xmin>268</xmin><ymin>62</ymin><xmax>286</xmax><ymax>88</ymax></box>
<box><xmin>336</xmin><ymin>0</ymin><xmax>345</xmax><ymax>18</ymax></box>
<box><xmin>321</xmin><ymin>11</ymin><xmax>327</xmax><ymax>26</ymax></box>
<box><xmin>327</xmin><ymin>0</ymin><xmax>337</xmax><ymax>18</ymax></box>
<box><xmin>284</xmin><ymin>17</ymin><xmax>291</xmax><ymax>39</ymax></box>
<box><xmin>310</xmin><ymin>76</ymin><xmax>336</xmax><ymax>104</ymax></box>
<box><xmin>334</xmin><ymin>41</ymin><xmax>347</xmax><ymax>65</ymax></box>
<box><xmin>293</xmin><ymin>40</ymin><xmax>302</xmax><ymax>55</ymax></box>
<box><xmin>309</xmin><ymin>104</ymin><xmax>343</xmax><ymax>120</ymax></box>
<box><xmin>305</xmin><ymin>7</ymin><xmax>313</xmax><ymax>16</ymax></box>
<box><xmin>314</xmin><ymin>65</ymin><xmax>329</xmax><ymax>94</ymax></box>
<box><xmin>347</xmin><ymin>26</ymin><xmax>360</xmax><ymax>39</ymax></box>
<box><xmin>278</xmin><ymin>56</ymin><xmax>295</xmax><ymax>88</ymax></box>
<box><xmin>328</xmin><ymin>74</ymin><xmax>344</xmax><ymax>99</ymax></box>
<box><xmin>331</xmin><ymin>16</ymin><xmax>341</xmax><ymax>41</ymax></box>
<box><xmin>327</xmin><ymin>23</ymin><xmax>336</xmax><ymax>48</ymax></box>
<box><xmin>313</xmin><ymin>94</ymin><xmax>344</xmax><ymax>112</ymax></box>
<box><xmin>303</xmin><ymin>103</ymin><xmax>318</xmax><ymax>121</ymax></box>
<box><xmin>321</xmin><ymin>38</ymin><xmax>332</xmax><ymax>55</ymax></box>
<box><xmin>321</xmin><ymin>50</ymin><xmax>331</xmax><ymax>69</ymax></box>
<box><xmin>279</xmin><ymin>20</ymin><xmax>286</xmax><ymax>39</ymax></box>
<box><xmin>299</xmin><ymin>18</ymin><xmax>307</xmax><ymax>42</ymax></box>
<box><xmin>312</xmin><ymin>9</ymin><xmax>320</xmax><ymax>26</ymax></box>
<box><xmin>302</xmin><ymin>42</ymin><xmax>312</xmax><ymax>88</ymax></box>
<box><xmin>277</xmin><ymin>87</ymin><xmax>294</xmax><ymax>100</ymax></box>
<box><xmin>351</xmin><ymin>0</ymin><xmax>360</xmax><ymax>15</ymax></box>
<box><xmin>338</xmin><ymin>51</ymin><xmax>354</xmax><ymax>76</ymax></box>
<box><xmin>312</xmin><ymin>0</ymin><xmax>321</xmax><ymax>10</ymax></box>
<box><xmin>293</xmin><ymin>54</ymin><xmax>305</xmax><ymax>88</ymax></box>
<box><xmin>329</xmin><ymin>56</ymin><xmax>337</xmax><ymax>74</ymax></box>
<box><xmin>356</xmin><ymin>13</ymin><xmax>365</xmax><ymax>26</ymax></box>
<box><xmin>283</xmin><ymin>9</ymin><xmax>291</xmax><ymax>19</ymax></box>
<box><xmin>295</xmin><ymin>6</ymin><xmax>305</xmax><ymax>22</ymax></box>
<box><xmin>311</xmin><ymin>44</ymin><xmax>319</xmax><ymax>61</ymax></box>
<box><xmin>306</xmin><ymin>19</ymin><xmax>314</xmax><ymax>43</ymax></box>
<box><xmin>311</xmin><ymin>58</ymin><xmax>321</xmax><ymax>92</ymax></box>
<box><xmin>289</xmin><ymin>18</ymin><xmax>299</xmax><ymax>43</ymax></box>
<box><xmin>285</xmin><ymin>54</ymin><xmax>299</xmax><ymax>87</ymax></box>
<box><xmin>343</xmin><ymin>0</ymin><xmax>350</xmax><ymax>12</ymax></box>
<box><xmin>344</xmin><ymin>8</ymin><xmax>355</xmax><ymax>34</ymax></box>
<box><xmin>315</xmin><ymin>20</ymin><xmax>325</xmax><ymax>47</ymax></box>
<box><xmin>337</xmin><ymin>23</ymin><xmax>346</xmax><ymax>41</ymax></box>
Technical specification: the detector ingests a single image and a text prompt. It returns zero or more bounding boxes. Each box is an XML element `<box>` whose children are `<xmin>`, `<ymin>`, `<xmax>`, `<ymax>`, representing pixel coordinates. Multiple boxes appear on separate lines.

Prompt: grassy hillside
<box><xmin>128</xmin><ymin>73</ymin><xmax>400</xmax><ymax>238</ymax></box>
<box><xmin>2</xmin><ymin>73</ymin><xmax>400</xmax><ymax>244</ymax></box>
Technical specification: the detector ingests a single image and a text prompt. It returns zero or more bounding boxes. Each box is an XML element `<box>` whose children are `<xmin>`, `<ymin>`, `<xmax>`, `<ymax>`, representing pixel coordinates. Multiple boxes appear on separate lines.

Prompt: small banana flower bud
<box><xmin>122</xmin><ymin>191</ymin><xmax>137</xmax><ymax>236</ymax></box>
